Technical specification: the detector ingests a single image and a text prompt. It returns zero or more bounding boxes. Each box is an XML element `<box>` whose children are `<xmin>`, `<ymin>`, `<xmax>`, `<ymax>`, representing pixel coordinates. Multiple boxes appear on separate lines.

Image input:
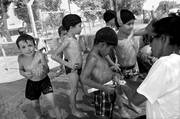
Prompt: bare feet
<box><xmin>129</xmin><ymin>103</ymin><xmax>142</xmax><ymax>114</ymax></box>
<box><xmin>119</xmin><ymin>108</ymin><xmax>131</xmax><ymax>118</ymax></box>
<box><xmin>60</xmin><ymin>109</ymin><xmax>68</xmax><ymax>119</ymax></box>
<box><xmin>72</xmin><ymin>110</ymin><xmax>87</xmax><ymax>118</ymax></box>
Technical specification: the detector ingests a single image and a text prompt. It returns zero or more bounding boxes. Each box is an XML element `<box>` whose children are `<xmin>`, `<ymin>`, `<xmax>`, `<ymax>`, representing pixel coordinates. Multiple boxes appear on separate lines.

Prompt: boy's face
<box><xmin>100</xmin><ymin>43</ymin><xmax>114</xmax><ymax>56</ymax></box>
<box><xmin>73</xmin><ymin>23</ymin><xmax>82</xmax><ymax>35</ymax></box>
<box><xmin>108</xmin><ymin>18</ymin><xmax>115</xmax><ymax>27</ymax></box>
<box><xmin>18</xmin><ymin>40</ymin><xmax>36</xmax><ymax>56</ymax></box>
<box><xmin>122</xmin><ymin>19</ymin><xmax>135</xmax><ymax>34</ymax></box>
<box><xmin>60</xmin><ymin>30</ymin><xmax>67</xmax><ymax>40</ymax></box>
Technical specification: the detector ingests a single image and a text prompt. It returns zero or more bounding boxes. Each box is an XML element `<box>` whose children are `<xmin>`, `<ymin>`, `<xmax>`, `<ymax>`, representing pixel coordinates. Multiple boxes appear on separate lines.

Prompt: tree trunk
<box><xmin>0</xmin><ymin>0</ymin><xmax>12</xmax><ymax>42</ymax></box>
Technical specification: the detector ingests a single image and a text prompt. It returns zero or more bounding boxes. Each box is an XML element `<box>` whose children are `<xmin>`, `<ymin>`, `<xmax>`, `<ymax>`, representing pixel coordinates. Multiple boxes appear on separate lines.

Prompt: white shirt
<box><xmin>137</xmin><ymin>54</ymin><xmax>180</xmax><ymax>119</ymax></box>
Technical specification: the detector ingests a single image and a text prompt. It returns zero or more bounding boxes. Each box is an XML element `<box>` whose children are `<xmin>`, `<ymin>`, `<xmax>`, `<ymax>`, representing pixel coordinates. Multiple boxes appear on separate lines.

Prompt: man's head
<box><xmin>150</xmin><ymin>16</ymin><xmax>180</xmax><ymax>58</ymax></box>
<box><xmin>94</xmin><ymin>27</ymin><xmax>118</xmax><ymax>56</ymax></box>
<box><xmin>16</xmin><ymin>34</ymin><xmax>36</xmax><ymax>56</ymax></box>
<box><xmin>62</xmin><ymin>14</ymin><xmax>82</xmax><ymax>34</ymax></box>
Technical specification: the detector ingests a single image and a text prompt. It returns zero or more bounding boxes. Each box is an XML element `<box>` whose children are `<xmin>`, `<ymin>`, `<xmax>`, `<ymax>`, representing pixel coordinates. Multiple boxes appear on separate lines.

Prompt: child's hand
<box><xmin>24</xmin><ymin>71</ymin><xmax>33</xmax><ymax>79</ymax></box>
<box><xmin>111</xmin><ymin>63</ymin><xmax>121</xmax><ymax>72</ymax></box>
<box><xmin>72</xmin><ymin>63</ymin><xmax>81</xmax><ymax>71</ymax></box>
<box><xmin>113</xmin><ymin>73</ymin><xmax>126</xmax><ymax>85</ymax></box>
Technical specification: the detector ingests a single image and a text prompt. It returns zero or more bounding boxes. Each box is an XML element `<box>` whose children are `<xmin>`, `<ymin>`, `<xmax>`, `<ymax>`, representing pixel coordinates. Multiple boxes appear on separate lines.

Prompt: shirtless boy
<box><xmin>80</xmin><ymin>27</ymin><xmax>118</xmax><ymax>119</ymax></box>
<box><xmin>51</xmin><ymin>14</ymin><xmax>86</xmax><ymax>117</ymax></box>
<box><xmin>114</xmin><ymin>9</ymin><xmax>143</xmax><ymax>115</ymax></box>
<box><xmin>16</xmin><ymin>34</ymin><xmax>61</xmax><ymax>119</ymax></box>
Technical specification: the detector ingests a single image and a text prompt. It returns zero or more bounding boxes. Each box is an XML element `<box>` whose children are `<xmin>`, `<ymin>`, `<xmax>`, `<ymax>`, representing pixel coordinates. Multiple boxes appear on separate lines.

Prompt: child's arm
<box><xmin>39</xmin><ymin>52</ymin><xmax>49</xmax><ymax>73</ymax></box>
<box><xmin>51</xmin><ymin>40</ymin><xmax>73</xmax><ymax>69</ymax></box>
<box><xmin>18</xmin><ymin>55</ymin><xmax>33</xmax><ymax>79</ymax></box>
<box><xmin>105</xmin><ymin>55</ymin><xmax>120</xmax><ymax>72</ymax></box>
<box><xmin>81</xmin><ymin>56</ymin><xmax>114</xmax><ymax>94</ymax></box>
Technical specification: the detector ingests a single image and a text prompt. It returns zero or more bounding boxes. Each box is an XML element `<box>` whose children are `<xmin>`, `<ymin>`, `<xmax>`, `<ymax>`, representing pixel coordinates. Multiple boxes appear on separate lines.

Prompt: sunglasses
<box><xmin>149</xmin><ymin>34</ymin><xmax>162</xmax><ymax>43</ymax></box>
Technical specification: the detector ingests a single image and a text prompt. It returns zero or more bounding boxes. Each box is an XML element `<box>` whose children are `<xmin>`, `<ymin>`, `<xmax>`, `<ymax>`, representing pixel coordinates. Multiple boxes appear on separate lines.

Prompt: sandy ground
<box><xmin>0</xmin><ymin>69</ymin><xmax>146</xmax><ymax>119</ymax></box>
<box><xmin>0</xmin><ymin>22</ymin><xmax>147</xmax><ymax>119</ymax></box>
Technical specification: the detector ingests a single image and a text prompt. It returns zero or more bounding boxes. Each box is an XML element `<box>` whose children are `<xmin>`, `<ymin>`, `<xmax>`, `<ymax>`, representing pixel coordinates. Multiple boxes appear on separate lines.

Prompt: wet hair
<box><xmin>62</xmin><ymin>14</ymin><xmax>82</xmax><ymax>31</ymax></box>
<box><xmin>120</xmin><ymin>9</ymin><xmax>135</xmax><ymax>24</ymax></box>
<box><xmin>16</xmin><ymin>34</ymin><xmax>35</xmax><ymax>48</ymax></box>
<box><xmin>103</xmin><ymin>10</ymin><xmax>116</xmax><ymax>23</ymax></box>
<box><xmin>58</xmin><ymin>25</ymin><xmax>66</xmax><ymax>36</ymax></box>
<box><xmin>152</xmin><ymin>16</ymin><xmax>180</xmax><ymax>46</ymax></box>
<box><xmin>94</xmin><ymin>27</ymin><xmax>118</xmax><ymax>46</ymax></box>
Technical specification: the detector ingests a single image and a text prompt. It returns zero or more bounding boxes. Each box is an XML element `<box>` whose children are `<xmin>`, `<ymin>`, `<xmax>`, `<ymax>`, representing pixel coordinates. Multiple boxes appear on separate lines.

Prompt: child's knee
<box><xmin>32</xmin><ymin>100</ymin><xmax>40</xmax><ymax>106</ymax></box>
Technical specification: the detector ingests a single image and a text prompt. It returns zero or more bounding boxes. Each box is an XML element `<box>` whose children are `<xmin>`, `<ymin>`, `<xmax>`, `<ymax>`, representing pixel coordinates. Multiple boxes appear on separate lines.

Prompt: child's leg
<box><xmin>115</xmin><ymin>86</ymin><xmax>130</xmax><ymax>118</ymax></box>
<box><xmin>31</xmin><ymin>100</ymin><xmax>42</xmax><ymax>119</ymax></box>
<box><xmin>44</xmin><ymin>93</ymin><xmax>62</xmax><ymax>119</ymax></box>
<box><xmin>121</xmin><ymin>84</ymin><xmax>142</xmax><ymax>113</ymax></box>
<box><xmin>68</xmin><ymin>72</ymin><xmax>86</xmax><ymax>117</ymax></box>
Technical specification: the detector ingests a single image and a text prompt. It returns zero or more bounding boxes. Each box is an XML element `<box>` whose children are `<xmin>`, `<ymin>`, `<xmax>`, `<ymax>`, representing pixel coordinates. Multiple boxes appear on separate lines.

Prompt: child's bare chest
<box><xmin>92</xmin><ymin>58</ymin><xmax>113</xmax><ymax>83</ymax></box>
<box><xmin>22</xmin><ymin>58</ymin><xmax>34</xmax><ymax>71</ymax></box>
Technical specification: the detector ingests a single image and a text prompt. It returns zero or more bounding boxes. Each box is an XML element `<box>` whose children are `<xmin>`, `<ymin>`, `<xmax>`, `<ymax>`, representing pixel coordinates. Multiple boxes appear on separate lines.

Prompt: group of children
<box><xmin>16</xmin><ymin>8</ymin><xmax>162</xmax><ymax>119</ymax></box>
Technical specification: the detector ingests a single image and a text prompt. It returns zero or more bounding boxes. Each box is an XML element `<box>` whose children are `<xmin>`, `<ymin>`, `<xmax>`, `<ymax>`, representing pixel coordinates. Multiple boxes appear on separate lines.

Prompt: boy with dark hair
<box><xmin>81</xmin><ymin>27</ymin><xmax>119</xmax><ymax>119</ymax></box>
<box><xmin>51</xmin><ymin>14</ymin><xmax>86</xmax><ymax>118</ymax></box>
<box><xmin>16</xmin><ymin>34</ymin><xmax>61</xmax><ymax>119</ymax></box>
<box><xmin>115</xmin><ymin>9</ymin><xmax>143</xmax><ymax>115</ymax></box>
<box><xmin>103</xmin><ymin>10</ymin><xmax>120</xmax><ymax>72</ymax></box>
<box><xmin>103</xmin><ymin>10</ymin><xmax>116</xmax><ymax>29</ymax></box>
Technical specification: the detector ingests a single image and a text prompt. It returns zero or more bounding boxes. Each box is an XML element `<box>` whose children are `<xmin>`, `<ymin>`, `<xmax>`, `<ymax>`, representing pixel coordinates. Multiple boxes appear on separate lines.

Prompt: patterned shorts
<box><xmin>94</xmin><ymin>90</ymin><xmax>116</xmax><ymax>118</ymax></box>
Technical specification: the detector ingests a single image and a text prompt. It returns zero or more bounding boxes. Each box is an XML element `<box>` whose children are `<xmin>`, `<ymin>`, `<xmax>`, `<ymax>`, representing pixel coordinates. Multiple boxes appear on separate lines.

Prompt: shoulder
<box><xmin>18</xmin><ymin>54</ymin><xmax>24</xmax><ymax>62</ymax></box>
<box><xmin>86</xmin><ymin>52</ymin><xmax>98</xmax><ymax>63</ymax></box>
<box><xmin>61</xmin><ymin>36</ymin><xmax>71</xmax><ymax>44</ymax></box>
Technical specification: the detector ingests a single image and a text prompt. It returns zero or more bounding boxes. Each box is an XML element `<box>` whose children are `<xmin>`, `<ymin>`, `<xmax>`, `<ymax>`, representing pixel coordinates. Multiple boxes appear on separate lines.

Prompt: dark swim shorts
<box><xmin>64</xmin><ymin>58</ymin><xmax>82</xmax><ymax>75</ymax></box>
<box><xmin>25</xmin><ymin>76</ymin><xmax>53</xmax><ymax>100</ymax></box>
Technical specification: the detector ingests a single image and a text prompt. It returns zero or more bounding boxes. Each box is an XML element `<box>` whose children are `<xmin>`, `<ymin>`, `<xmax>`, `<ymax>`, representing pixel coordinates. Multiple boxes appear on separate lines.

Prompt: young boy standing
<box><xmin>16</xmin><ymin>34</ymin><xmax>61</xmax><ymax>119</ymax></box>
<box><xmin>115</xmin><ymin>9</ymin><xmax>143</xmax><ymax>114</ymax></box>
<box><xmin>103</xmin><ymin>10</ymin><xmax>120</xmax><ymax>71</ymax></box>
<box><xmin>80</xmin><ymin>27</ymin><xmax>119</xmax><ymax>119</ymax></box>
<box><xmin>51</xmin><ymin>14</ymin><xmax>86</xmax><ymax>118</ymax></box>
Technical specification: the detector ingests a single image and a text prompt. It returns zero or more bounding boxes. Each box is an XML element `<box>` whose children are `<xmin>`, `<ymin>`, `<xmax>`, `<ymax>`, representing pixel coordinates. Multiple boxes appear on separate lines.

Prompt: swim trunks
<box><xmin>25</xmin><ymin>75</ymin><xmax>53</xmax><ymax>100</ymax></box>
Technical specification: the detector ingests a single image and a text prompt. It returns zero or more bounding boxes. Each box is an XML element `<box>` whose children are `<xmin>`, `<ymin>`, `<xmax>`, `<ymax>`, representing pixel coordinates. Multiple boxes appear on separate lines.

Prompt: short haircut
<box><xmin>120</xmin><ymin>9</ymin><xmax>135</xmax><ymax>24</ymax></box>
<box><xmin>94</xmin><ymin>27</ymin><xmax>118</xmax><ymax>46</ymax></box>
<box><xmin>58</xmin><ymin>25</ymin><xmax>66</xmax><ymax>36</ymax></box>
<box><xmin>62</xmin><ymin>14</ymin><xmax>82</xmax><ymax>31</ymax></box>
<box><xmin>152</xmin><ymin>16</ymin><xmax>180</xmax><ymax>46</ymax></box>
<box><xmin>16</xmin><ymin>34</ymin><xmax>35</xmax><ymax>48</ymax></box>
<box><xmin>103</xmin><ymin>10</ymin><xmax>116</xmax><ymax>23</ymax></box>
